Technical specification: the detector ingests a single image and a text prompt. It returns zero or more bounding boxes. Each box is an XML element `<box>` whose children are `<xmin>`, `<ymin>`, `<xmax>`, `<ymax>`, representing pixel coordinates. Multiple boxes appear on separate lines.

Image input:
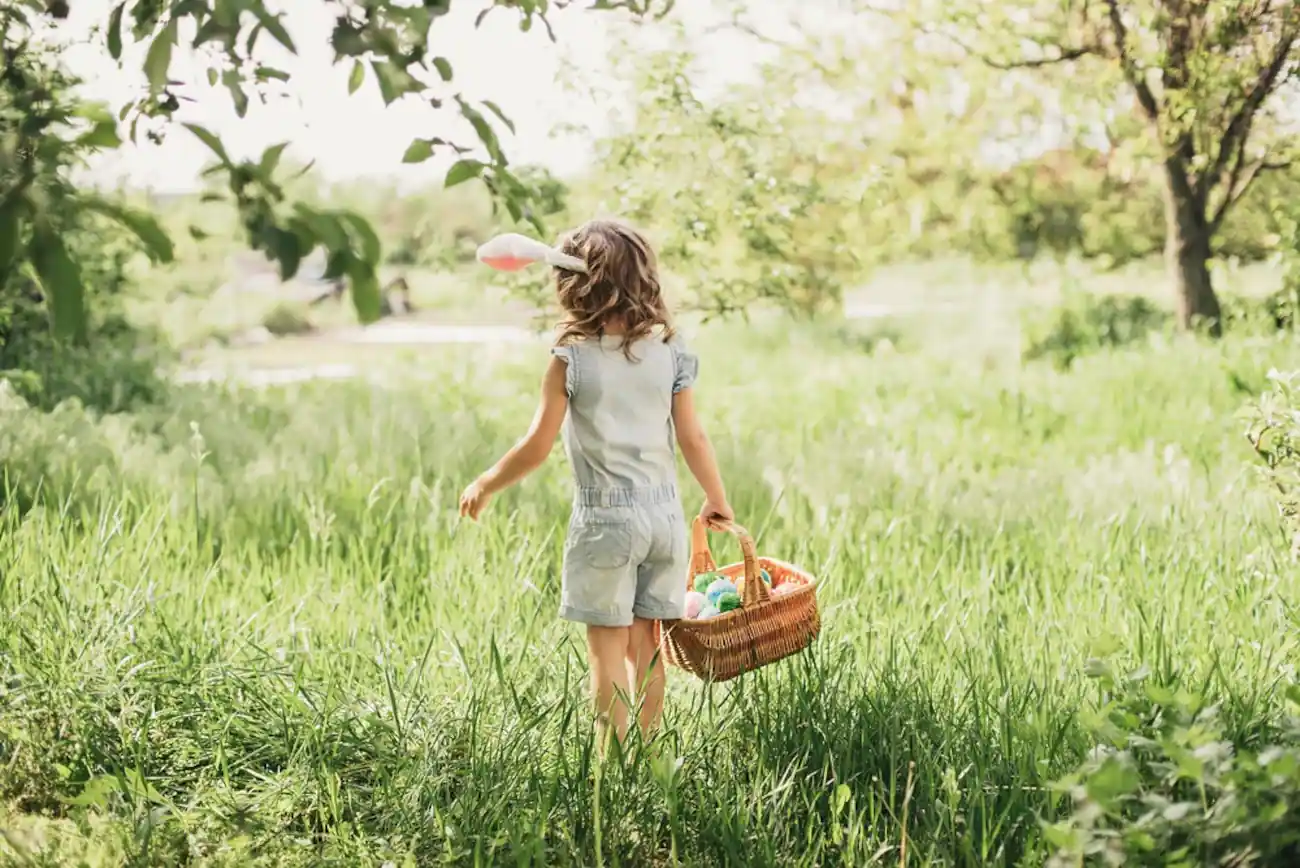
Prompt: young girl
<box><xmin>458</xmin><ymin>219</ymin><xmax>732</xmax><ymax>746</ymax></box>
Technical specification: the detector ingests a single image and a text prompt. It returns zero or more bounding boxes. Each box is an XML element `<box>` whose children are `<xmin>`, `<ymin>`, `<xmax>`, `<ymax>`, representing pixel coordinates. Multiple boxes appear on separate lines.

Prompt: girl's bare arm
<box><xmin>672</xmin><ymin>387</ymin><xmax>732</xmax><ymax>525</ymax></box>
<box><xmin>460</xmin><ymin>357</ymin><xmax>567</xmax><ymax>518</ymax></box>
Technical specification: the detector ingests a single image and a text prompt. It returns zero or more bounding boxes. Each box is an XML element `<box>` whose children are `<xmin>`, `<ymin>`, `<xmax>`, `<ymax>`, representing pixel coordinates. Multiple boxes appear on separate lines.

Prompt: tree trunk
<box><xmin>1162</xmin><ymin>162</ymin><xmax>1221</xmax><ymax>335</ymax></box>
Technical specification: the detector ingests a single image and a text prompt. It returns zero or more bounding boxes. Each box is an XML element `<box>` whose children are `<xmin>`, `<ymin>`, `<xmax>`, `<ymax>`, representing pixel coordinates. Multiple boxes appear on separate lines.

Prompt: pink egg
<box><xmin>684</xmin><ymin>591</ymin><xmax>707</xmax><ymax>619</ymax></box>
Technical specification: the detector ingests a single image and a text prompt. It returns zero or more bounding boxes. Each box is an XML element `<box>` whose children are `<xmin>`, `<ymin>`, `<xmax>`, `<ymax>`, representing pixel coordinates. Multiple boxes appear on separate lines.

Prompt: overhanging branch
<box><xmin>1103</xmin><ymin>0</ymin><xmax>1160</xmax><ymax>121</ymax></box>
<box><xmin>1200</xmin><ymin>23</ymin><xmax>1298</xmax><ymax>200</ymax></box>
<box><xmin>1210</xmin><ymin>157</ymin><xmax>1293</xmax><ymax>232</ymax></box>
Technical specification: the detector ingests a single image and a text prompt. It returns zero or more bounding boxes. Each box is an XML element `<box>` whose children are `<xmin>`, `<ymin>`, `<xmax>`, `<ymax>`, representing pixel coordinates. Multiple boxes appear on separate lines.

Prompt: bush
<box><xmin>261</xmin><ymin>303</ymin><xmax>315</xmax><ymax>336</ymax></box>
<box><xmin>0</xmin><ymin>218</ymin><xmax>170</xmax><ymax>413</ymax></box>
<box><xmin>1023</xmin><ymin>293</ymin><xmax>1172</xmax><ymax>369</ymax></box>
<box><xmin>1046</xmin><ymin>663</ymin><xmax>1300</xmax><ymax>867</ymax></box>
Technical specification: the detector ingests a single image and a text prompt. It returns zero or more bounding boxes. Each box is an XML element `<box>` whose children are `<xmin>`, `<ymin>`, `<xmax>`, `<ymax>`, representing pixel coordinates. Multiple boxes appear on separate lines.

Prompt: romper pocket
<box><xmin>569</xmin><ymin>519</ymin><xmax>633</xmax><ymax>570</ymax></box>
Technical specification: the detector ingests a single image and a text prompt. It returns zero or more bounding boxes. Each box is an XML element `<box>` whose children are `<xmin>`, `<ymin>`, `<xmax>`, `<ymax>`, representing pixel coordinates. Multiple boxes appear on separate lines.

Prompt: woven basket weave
<box><xmin>659</xmin><ymin>518</ymin><xmax>820</xmax><ymax>682</ymax></box>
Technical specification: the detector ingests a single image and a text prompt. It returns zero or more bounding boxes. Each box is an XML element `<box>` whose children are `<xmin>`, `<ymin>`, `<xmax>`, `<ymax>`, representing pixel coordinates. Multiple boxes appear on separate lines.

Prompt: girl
<box><xmin>459</xmin><ymin>219</ymin><xmax>732</xmax><ymax>747</ymax></box>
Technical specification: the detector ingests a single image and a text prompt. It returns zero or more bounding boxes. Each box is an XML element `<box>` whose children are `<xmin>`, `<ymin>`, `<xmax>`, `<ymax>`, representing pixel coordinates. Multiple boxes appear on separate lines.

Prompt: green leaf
<box><xmin>340</xmin><ymin>212</ymin><xmax>382</xmax><ymax>265</ymax></box>
<box><xmin>77</xmin><ymin>119</ymin><xmax>123</xmax><ymax>149</ymax></box>
<box><xmin>30</xmin><ymin>228</ymin><xmax>87</xmax><ymax>344</ymax></box>
<box><xmin>347</xmin><ymin>259</ymin><xmax>383</xmax><ymax>324</ymax></box>
<box><xmin>62</xmin><ymin>775</ymin><xmax>119</xmax><ymax>809</ymax></box>
<box><xmin>323</xmin><ymin>249</ymin><xmax>351</xmax><ymax>281</ymax></box>
<box><xmin>348</xmin><ymin>60</ymin><xmax>365</xmax><ymax>95</ymax></box>
<box><xmin>371</xmin><ymin>60</ymin><xmax>421</xmax><ymax>106</ymax></box>
<box><xmin>253</xmin><ymin>7</ymin><xmax>296</xmax><ymax>54</ymax></box>
<box><xmin>458</xmin><ymin>99</ymin><xmax>503</xmax><ymax>163</ymax></box>
<box><xmin>183</xmin><ymin>123</ymin><xmax>231</xmax><ymax>164</ymax></box>
<box><xmin>260</xmin><ymin>142</ymin><xmax>289</xmax><ymax>176</ymax></box>
<box><xmin>207</xmin><ymin>68</ymin><xmax>219</xmax><ymax>87</ymax></box>
<box><xmin>144</xmin><ymin>17</ymin><xmax>178</xmax><ymax>94</ymax></box>
<box><xmin>107</xmin><ymin>3</ymin><xmax>125</xmax><ymax>59</ymax></box>
<box><xmin>223</xmin><ymin>70</ymin><xmax>250</xmax><ymax>118</ymax></box>
<box><xmin>82</xmin><ymin>197</ymin><xmax>175</xmax><ymax>264</ymax></box>
<box><xmin>402</xmin><ymin>139</ymin><xmax>435</xmax><ymax>164</ymax></box>
<box><xmin>432</xmin><ymin>56</ymin><xmax>453</xmax><ymax>82</ymax></box>
<box><xmin>445</xmin><ymin>159</ymin><xmax>485</xmax><ymax>188</ymax></box>
<box><xmin>271</xmin><ymin>228</ymin><xmax>303</xmax><ymax>281</ymax></box>
<box><xmin>192</xmin><ymin>17</ymin><xmax>229</xmax><ymax>49</ymax></box>
<box><xmin>255</xmin><ymin>66</ymin><xmax>290</xmax><ymax>83</ymax></box>
<box><xmin>291</xmin><ymin>205</ymin><xmax>349</xmax><ymax>252</ymax></box>
<box><xmin>1084</xmin><ymin>756</ymin><xmax>1140</xmax><ymax>810</ymax></box>
<box><xmin>481</xmin><ymin>100</ymin><xmax>516</xmax><ymax>134</ymax></box>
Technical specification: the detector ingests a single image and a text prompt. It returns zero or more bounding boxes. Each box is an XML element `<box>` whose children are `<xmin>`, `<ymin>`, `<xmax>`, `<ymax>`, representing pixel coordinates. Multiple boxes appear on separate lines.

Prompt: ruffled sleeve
<box><xmin>550</xmin><ymin>345</ymin><xmax>578</xmax><ymax>397</ymax></box>
<box><xmin>670</xmin><ymin>337</ymin><xmax>698</xmax><ymax>394</ymax></box>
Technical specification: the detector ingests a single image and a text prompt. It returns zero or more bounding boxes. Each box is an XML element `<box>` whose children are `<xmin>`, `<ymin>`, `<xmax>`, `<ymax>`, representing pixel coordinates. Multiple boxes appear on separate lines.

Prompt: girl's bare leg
<box><xmin>626</xmin><ymin>617</ymin><xmax>666</xmax><ymax>739</ymax></box>
<box><xmin>587</xmin><ymin>625</ymin><xmax>632</xmax><ymax>750</ymax></box>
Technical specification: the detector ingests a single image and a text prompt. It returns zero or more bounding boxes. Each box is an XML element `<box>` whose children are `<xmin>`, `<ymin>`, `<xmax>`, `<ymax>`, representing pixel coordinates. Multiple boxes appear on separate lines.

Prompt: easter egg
<box><xmin>684</xmin><ymin>591</ymin><xmax>707</xmax><ymax>619</ymax></box>
<box><xmin>694</xmin><ymin>572</ymin><xmax>718</xmax><ymax>594</ymax></box>
<box><xmin>716</xmin><ymin>591</ymin><xmax>741</xmax><ymax>612</ymax></box>
<box><xmin>760</xmin><ymin>569</ymin><xmax>771</xmax><ymax>585</ymax></box>
<box><xmin>698</xmin><ymin>606</ymin><xmax>720</xmax><ymax>619</ymax></box>
<box><xmin>706</xmin><ymin>578</ymin><xmax>737</xmax><ymax>604</ymax></box>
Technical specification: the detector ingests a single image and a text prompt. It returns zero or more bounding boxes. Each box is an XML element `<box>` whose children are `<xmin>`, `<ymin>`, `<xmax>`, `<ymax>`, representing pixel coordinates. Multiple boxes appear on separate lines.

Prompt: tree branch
<box><xmin>702</xmin><ymin>18</ymin><xmax>834</xmax><ymax>77</ymax></box>
<box><xmin>906</xmin><ymin>17</ymin><xmax>1097</xmax><ymax>71</ymax></box>
<box><xmin>1200</xmin><ymin>23</ymin><xmax>1298</xmax><ymax>200</ymax></box>
<box><xmin>1103</xmin><ymin>0</ymin><xmax>1160</xmax><ymax>121</ymax></box>
<box><xmin>1211</xmin><ymin>157</ymin><xmax>1292</xmax><ymax>232</ymax></box>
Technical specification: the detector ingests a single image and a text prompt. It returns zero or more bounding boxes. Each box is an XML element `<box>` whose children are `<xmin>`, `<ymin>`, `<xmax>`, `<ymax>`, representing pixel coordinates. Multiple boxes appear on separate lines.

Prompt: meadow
<box><xmin>5</xmin><ymin>261</ymin><xmax>1300</xmax><ymax>865</ymax></box>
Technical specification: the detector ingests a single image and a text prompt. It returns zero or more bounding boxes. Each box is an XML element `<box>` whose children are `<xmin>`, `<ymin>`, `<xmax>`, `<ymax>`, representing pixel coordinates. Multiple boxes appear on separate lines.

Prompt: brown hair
<box><xmin>553</xmin><ymin>219</ymin><xmax>674</xmax><ymax>357</ymax></box>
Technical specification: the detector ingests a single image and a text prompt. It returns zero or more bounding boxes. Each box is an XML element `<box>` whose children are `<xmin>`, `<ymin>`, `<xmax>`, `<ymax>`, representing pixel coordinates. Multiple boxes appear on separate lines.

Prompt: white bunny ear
<box><xmin>476</xmin><ymin>233</ymin><xmax>587</xmax><ymax>274</ymax></box>
<box><xmin>543</xmin><ymin>248</ymin><xmax>589</xmax><ymax>273</ymax></box>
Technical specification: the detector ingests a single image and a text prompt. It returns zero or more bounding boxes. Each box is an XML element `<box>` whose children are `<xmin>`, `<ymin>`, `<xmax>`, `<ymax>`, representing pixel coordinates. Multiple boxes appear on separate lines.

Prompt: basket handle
<box><xmin>688</xmin><ymin>517</ymin><xmax>771</xmax><ymax>607</ymax></box>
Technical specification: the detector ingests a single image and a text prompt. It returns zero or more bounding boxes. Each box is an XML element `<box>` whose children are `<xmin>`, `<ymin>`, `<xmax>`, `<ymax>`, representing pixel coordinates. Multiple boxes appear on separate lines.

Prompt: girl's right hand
<box><xmin>699</xmin><ymin>498</ymin><xmax>734</xmax><ymax>530</ymax></box>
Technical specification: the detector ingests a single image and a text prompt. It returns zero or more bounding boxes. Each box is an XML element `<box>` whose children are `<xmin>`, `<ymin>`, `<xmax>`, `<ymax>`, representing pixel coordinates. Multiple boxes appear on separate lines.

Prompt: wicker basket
<box><xmin>659</xmin><ymin>518</ymin><xmax>820</xmax><ymax>682</ymax></box>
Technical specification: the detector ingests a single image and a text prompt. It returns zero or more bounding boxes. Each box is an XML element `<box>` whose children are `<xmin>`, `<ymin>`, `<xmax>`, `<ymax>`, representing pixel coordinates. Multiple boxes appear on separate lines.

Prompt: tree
<box><xmin>1</xmin><ymin>0</ymin><xmax>674</xmax><ymax>341</ymax></box>
<box><xmin>587</xmin><ymin>46</ymin><xmax>865</xmax><ymax>318</ymax></box>
<box><xmin>912</xmin><ymin>0</ymin><xmax>1299</xmax><ymax>334</ymax></box>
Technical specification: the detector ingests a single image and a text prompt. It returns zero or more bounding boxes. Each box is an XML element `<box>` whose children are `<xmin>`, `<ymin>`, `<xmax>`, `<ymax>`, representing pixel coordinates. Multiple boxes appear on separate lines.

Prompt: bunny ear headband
<box><xmin>476</xmin><ymin>233</ymin><xmax>588</xmax><ymax>274</ymax></box>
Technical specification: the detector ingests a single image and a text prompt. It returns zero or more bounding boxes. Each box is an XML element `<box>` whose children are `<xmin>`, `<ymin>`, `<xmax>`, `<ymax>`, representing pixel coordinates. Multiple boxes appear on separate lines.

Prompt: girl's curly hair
<box><xmin>553</xmin><ymin>220</ymin><xmax>674</xmax><ymax>358</ymax></box>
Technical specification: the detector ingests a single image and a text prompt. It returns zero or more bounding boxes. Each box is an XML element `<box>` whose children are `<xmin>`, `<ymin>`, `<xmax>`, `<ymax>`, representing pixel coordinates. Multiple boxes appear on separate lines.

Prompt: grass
<box><xmin>3</xmin><ymin>306</ymin><xmax>1300</xmax><ymax>865</ymax></box>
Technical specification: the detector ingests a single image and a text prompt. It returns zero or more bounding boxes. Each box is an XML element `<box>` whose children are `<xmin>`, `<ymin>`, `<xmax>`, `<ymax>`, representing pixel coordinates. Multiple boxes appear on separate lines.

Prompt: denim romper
<box><xmin>550</xmin><ymin>334</ymin><xmax>698</xmax><ymax>627</ymax></box>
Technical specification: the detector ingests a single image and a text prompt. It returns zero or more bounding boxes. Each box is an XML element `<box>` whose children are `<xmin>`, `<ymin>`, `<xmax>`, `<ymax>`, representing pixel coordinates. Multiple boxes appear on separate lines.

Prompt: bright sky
<box><xmin>57</xmin><ymin>1</ymin><xmax>774</xmax><ymax>193</ymax></box>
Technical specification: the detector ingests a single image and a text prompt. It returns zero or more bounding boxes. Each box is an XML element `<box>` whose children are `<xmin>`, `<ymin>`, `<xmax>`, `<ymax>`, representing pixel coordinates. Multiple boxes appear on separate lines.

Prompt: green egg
<box><xmin>716</xmin><ymin>591</ymin><xmax>741</xmax><ymax>612</ymax></box>
<box><xmin>760</xmin><ymin>569</ymin><xmax>771</xmax><ymax>585</ymax></box>
<box><xmin>694</xmin><ymin>572</ymin><xmax>717</xmax><ymax>594</ymax></box>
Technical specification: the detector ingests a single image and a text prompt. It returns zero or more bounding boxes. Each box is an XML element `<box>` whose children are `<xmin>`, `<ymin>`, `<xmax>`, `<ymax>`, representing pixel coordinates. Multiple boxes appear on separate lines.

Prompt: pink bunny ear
<box><xmin>476</xmin><ymin>233</ymin><xmax>588</xmax><ymax>273</ymax></box>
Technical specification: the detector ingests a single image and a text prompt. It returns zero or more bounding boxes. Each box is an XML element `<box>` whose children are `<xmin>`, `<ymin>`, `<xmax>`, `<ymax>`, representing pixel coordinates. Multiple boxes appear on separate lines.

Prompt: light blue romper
<box><xmin>550</xmin><ymin>334</ymin><xmax>698</xmax><ymax>627</ymax></box>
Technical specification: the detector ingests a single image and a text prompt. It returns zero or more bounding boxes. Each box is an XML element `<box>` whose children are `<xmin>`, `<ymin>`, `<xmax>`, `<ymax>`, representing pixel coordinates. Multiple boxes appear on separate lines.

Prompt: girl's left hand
<box><xmin>459</xmin><ymin>479</ymin><xmax>492</xmax><ymax>520</ymax></box>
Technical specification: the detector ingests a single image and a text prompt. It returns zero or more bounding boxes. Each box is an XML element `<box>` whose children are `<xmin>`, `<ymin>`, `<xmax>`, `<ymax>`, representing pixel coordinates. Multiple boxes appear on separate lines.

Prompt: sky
<box><xmin>56</xmin><ymin>1</ymin><xmax>775</xmax><ymax>193</ymax></box>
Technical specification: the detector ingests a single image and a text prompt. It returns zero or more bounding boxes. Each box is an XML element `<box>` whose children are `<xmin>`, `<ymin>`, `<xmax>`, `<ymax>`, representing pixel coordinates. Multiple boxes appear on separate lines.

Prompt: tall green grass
<box><xmin>3</xmin><ymin>323</ymin><xmax>1300</xmax><ymax>866</ymax></box>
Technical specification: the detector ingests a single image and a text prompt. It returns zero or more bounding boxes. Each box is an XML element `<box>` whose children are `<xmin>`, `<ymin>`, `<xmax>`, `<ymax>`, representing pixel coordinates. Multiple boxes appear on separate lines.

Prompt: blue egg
<box><xmin>698</xmin><ymin>606</ymin><xmax>720</xmax><ymax>619</ymax></box>
<box><xmin>706</xmin><ymin>578</ymin><xmax>737</xmax><ymax>604</ymax></box>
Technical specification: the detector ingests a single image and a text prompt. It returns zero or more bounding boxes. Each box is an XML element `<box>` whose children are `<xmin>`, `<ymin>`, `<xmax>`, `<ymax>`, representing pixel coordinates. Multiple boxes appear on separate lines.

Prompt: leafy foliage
<box><xmin>589</xmin><ymin>47</ymin><xmax>866</xmax><ymax>317</ymax></box>
<box><xmin>1046</xmin><ymin>663</ymin><xmax>1300</xmax><ymax>867</ymax></box>
<box><xmin>903</xmin><ymin>0</ymin><xmax>1299</xmax><ymax>326</ymax></box>
<box><xmin>0</xmin><ymin>214</ymin><xmax>169</xmax><ymax>413</ymax></box>
<box><xmin>3</xmin><ymin>1</ymin><xmax>672</xmax><ymax>337</ymax></box>
<box><xmin>0</xmin><ymin>13</ymin><xmax>173</xmax><ymax>344</ymax></box>
<box><xmin>1022</xmin><ymin>292</ymin><xmax>1171</xmax><ymax>368</ymax></box>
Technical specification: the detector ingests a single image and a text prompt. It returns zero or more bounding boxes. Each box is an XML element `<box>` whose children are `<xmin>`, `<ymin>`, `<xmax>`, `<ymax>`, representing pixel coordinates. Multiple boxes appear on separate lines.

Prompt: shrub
<box><xmin>1046</xmin><ymin>663</ymin><xmax>1300</xmax><ymax>867</ymax></box>
<box><xmin>0</xmin><ymin>218</ymin><xmax>170</xmax><ymax>413</ymax></box>
<box><xmin>260</xmin><ymin>303</ymin><xmax>315</xmax><ymax>337</ymax></box>
<box><xmin>1023</xmin><ymin>293</ymin><xmax>1172</xmax><ymax>369</ymax></box>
